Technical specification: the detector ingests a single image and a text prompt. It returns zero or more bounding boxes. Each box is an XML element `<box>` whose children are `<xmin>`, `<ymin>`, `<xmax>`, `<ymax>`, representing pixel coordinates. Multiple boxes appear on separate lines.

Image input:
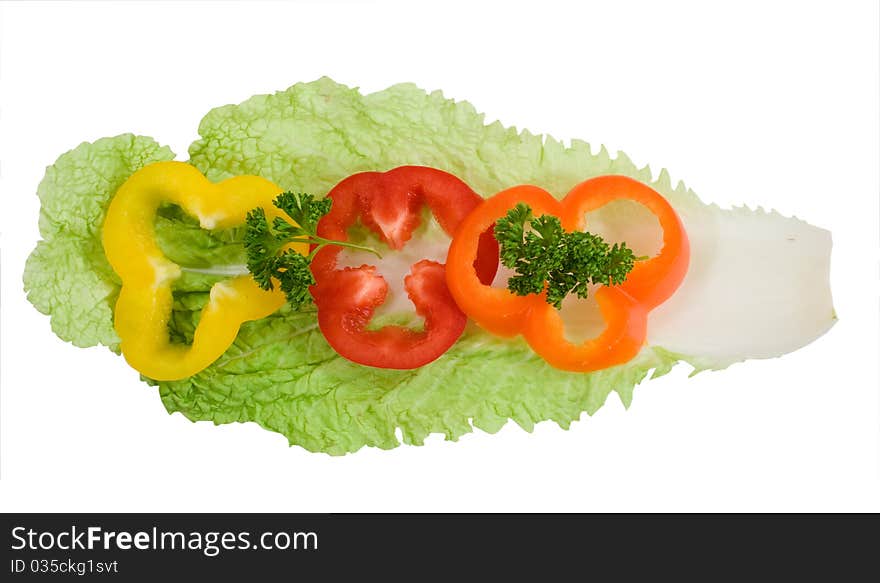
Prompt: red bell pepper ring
<box><xmin>310</xmin><ymin>166</ymin><xmax>498</xmax><ymax>369</ymax></box>
<box><xmin>446</xmin><ymin>175</ymin><xmax>689</xmax><ymax>372</ymax></box>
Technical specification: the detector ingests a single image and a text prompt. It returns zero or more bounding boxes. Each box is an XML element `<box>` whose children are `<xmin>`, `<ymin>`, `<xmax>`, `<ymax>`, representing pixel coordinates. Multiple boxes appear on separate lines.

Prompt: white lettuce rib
<box><xmin>648</xmin><ymin>202</ymin><xmax>835</xmax><ymax>369</ymax></box>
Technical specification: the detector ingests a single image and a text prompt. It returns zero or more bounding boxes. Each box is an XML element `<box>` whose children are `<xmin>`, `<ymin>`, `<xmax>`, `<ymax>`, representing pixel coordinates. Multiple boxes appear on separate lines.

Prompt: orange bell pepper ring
<box><xmin>446</xmin><ymin>175</ymin><xmax>689</xmax><ymax>372</ymax></box>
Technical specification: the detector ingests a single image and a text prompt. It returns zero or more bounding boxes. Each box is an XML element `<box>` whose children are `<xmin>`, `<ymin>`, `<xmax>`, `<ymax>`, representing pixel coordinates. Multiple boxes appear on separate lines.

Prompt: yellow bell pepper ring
<box><xmin>102</xmin><ymin>161</ymin><xmax>308</xmax><ymax>381</ymax></box>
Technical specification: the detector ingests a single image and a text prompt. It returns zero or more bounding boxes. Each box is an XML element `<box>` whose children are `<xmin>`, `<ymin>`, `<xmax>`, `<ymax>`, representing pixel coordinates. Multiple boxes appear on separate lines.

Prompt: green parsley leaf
<box><xmin>244</xmin><ymin>192</ymin><xmax>380</xmax><ymax>310</ymax></box>
<box><xmin>495</xmin><ymin>203</ymin><xmax>639</xmax><ymax>309</ymax></box>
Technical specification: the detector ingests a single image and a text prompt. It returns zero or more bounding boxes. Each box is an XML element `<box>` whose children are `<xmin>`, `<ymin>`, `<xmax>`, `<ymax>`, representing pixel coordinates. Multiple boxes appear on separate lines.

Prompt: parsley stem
<box><xmin>292</xmin><ymin>237</ymin><xmax>383</xmax><ymax>261</ymax></box>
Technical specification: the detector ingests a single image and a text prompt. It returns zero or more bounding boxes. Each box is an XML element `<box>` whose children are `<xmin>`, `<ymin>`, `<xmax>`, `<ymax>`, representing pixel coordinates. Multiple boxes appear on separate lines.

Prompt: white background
<box><xmin>1</xmin><ymin>1</ymin><xmax>877</xmax><ymax>512</ymax></box>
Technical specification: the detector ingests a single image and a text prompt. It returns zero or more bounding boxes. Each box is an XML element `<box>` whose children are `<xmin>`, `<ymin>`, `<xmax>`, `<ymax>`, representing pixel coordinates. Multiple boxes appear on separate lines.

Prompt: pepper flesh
<box><xmin>446</xmin><ymin>175</ymin><xmax>689</xmax><ymax>372</ymax></box>
<box><xmin>102</xmin><ymin>161</ymin><xmax>307</xmax><ymax>380</ymax></box>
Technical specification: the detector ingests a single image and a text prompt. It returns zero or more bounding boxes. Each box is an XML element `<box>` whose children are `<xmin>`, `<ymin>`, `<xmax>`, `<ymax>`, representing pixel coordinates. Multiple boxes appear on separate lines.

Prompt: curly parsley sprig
<box><xmin>245</xmin><ymin>192</ymin><xmax>380</xmax><ymax>309</ymax></box>
<box><xmin>494</xmin><ymin>203</ymin><xmax>641</xmax><ymax>309</ymax></box>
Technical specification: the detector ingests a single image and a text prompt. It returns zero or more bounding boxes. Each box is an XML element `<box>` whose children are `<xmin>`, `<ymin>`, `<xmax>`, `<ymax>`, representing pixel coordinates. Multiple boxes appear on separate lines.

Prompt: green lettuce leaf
<box><xmin>159</xmin><ymin>314</ymin><xmax>682</xmax><ymax>455</ymax></box>
<box><xmin>23</xmin><ymin>135</ymin><xmax>176</xmax><ymax>349</ymax></box>
<box><xmin>24</xmin><ymin>79</ymin><xmax>834</xmax><ymax>454</ymax></box>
